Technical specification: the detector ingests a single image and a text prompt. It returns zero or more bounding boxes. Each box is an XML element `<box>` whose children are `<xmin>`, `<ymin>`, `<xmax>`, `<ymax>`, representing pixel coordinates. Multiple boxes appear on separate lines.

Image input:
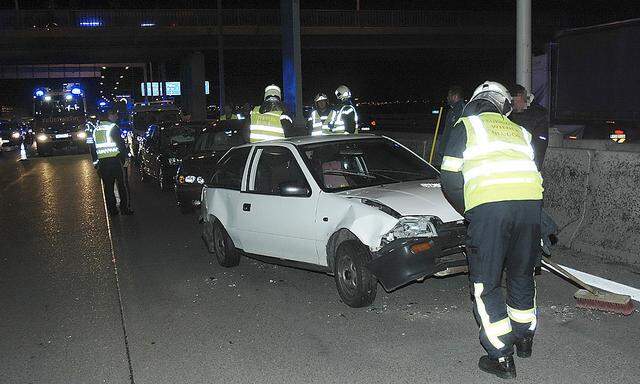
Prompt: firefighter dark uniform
<box><xmin>307</xmin><ymin>93</ymin><xmax>333</xmax><ymax>136</ymax></box>
<box><xmin>440</xmin><ymin>81</ymin><xmax>543</xmax><ymax>379</ymax></box>
<box><xmin>88</xmin><ymin>121</ymin><xmax>133</xmax><ymax>215</ymax></box>
<box><xmin>328</xmin><ymin>85</ymin><xmax>358</xmax><ymax>134</ymax></box>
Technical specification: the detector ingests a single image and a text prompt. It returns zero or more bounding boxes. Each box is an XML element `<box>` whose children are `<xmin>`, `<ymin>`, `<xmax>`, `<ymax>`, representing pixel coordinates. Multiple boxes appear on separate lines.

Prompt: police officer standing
<box><xmin>440</xmin><ymin>81</ymin><xmax>543</xmax><ymax>379</ymax></box>
<box><xmin>328</xmin><ymin>85</ymin><xmax>358</xmax><ymax>134</ymax></box>
<box><xmin>434</xmin><ymin>85</ymin><xmax>465</xmax><ymax>168</ymax></box>
<box><xmin>88</xmin><ymin>110</ymin><xmax>134</xmax><ymax>216</ymax></box>
<box><xmin>306</xmin><ymin>93</ymin><xmax>333</xmax><ymax>136</ymax></box>
<box><xmin>246</xmin><ymin>85</ymin><xmax>294</xmax><ymax>143</ymax></box>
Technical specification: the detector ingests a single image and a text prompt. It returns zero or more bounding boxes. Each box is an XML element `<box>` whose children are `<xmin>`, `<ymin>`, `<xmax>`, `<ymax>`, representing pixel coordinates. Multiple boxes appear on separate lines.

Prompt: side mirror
<box><xmin>279</xmin><ymin>181</ymin><xmax>310</xmax><ymax>197</ymax></box>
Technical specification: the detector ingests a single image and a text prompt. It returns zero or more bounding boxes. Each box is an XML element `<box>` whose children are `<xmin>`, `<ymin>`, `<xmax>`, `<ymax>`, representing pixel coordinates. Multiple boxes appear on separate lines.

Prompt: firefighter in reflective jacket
<box><xmin>246</xmin><ymin>85</ymin><xmax>293</xmax><ymax>143</ymax></box>
<box><xmin>328</xmin><ymin>85</ymin><xmax>358</xmax><ymax>134</ymax></box>
<box><xmin>306</xmin><ymin>93</ymin><xmax>333</xmax><ymax>136</ymax></box>
<box><xmin>88</xmin><ymin>110</ymin><xmax>133</xmax><ymax>216</ymax></box>
<box><xmin>440</xmin><ymin>81</ymin><xmax>543</xmax><ymax>380</ymax></box>
<box><xmin>219</xmin><ymin>103</ymin><xmax>244</xmax><ymax>121</ymax></box>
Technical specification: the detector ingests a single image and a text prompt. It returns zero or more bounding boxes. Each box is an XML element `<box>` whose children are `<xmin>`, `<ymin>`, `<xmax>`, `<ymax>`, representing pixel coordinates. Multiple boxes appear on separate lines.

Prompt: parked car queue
<box><xmin>132</xmin><ymin>120</ymin><xmax>467</xmax><ymax>308</ymax></box>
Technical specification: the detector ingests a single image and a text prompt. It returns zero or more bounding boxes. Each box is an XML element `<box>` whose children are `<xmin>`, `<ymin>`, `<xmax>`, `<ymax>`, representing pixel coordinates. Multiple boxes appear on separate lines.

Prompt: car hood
<box><xmin>335</xmin><ymin>180</ymin><xmax>463</xmax><ymax>223</ymax></box>
<box><xmin>180</xmin><ymin>150</ymin><xmax>226</xmax><ymax>177</ymax></box>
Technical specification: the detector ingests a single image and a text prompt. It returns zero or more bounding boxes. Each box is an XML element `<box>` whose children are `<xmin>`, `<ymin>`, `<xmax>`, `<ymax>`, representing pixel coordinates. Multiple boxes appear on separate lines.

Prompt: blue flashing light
<box><xmin>79</xmin><ymin>19</ymin><xmax>103</xmax><ymax>27</ymax></box>
<box><xmin>34</xmin><ymin>89</ymin><xmax>45</xmax><ymax>97</ymax></box>
<box><xmin>99</xmin><ymin>101</ymin><xmax>107</xmax><ymax>107</ymax></box>
<box><xmin>71</xmin><ymin>87</ymin><xmax>82</xmax><ymax>95</ymax></box>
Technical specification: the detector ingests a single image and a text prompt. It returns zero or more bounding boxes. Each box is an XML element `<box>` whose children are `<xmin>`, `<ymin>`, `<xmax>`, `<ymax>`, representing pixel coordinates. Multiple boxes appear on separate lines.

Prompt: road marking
<box><xmin>101</xmin><ymin>181</ymin><xmax>136</xmax><ymax>384</ymax></box>
<box><xmin>544</xmin><ymin>264</ymin><xmax>640</xmax><ymax>302</ymax></box>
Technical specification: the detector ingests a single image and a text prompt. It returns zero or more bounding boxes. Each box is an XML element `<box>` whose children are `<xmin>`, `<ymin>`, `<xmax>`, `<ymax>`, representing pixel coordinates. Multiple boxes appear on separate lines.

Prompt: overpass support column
<box><xmin>516</xmin><ymin>0</ymin><xmax>532</xmax><ymax>93</ymax></box>
<box><xmin>281</xmin><ymin>0</ymin><xmax>304</xmax><ymax>128</ymax></box>
<box><xmin>181</xmin><ymin>52</ymin><xmax>206</xmax><ymax>121</ymax></box>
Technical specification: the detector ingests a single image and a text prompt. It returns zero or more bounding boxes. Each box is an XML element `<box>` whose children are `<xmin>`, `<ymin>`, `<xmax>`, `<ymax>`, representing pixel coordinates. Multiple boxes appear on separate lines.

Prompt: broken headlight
<box><xmin>382</xmin><ymin>216</ymin><xmax>438</xmax><ymax>244</ymax></box>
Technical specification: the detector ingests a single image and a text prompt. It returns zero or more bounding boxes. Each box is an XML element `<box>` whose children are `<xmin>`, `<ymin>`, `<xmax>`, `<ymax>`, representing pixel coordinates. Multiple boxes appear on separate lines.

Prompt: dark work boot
<box><xmin>515</xmin><ymin>336</ymin><xmax>533</xmax><ymax>358</ymax></box>
<box><xmin>478</xmin><ymin>355</ymin><xmax>516</xmax><ymax>380</ymax></box>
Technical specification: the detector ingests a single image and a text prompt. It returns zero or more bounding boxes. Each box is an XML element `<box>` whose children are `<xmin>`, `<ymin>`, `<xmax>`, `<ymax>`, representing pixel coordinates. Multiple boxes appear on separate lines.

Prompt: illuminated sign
<box><xmin>140</xmin><ymin>81</ymin><xmax>210</xmax><ymax>96</ymax></box>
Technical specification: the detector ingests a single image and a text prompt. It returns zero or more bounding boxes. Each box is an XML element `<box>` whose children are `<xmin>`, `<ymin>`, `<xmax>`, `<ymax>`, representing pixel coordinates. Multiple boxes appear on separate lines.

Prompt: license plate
<box><xmin>55</xmin><ymin>134</ymin><xmax>70</xmax><ymax>139</ymax></box>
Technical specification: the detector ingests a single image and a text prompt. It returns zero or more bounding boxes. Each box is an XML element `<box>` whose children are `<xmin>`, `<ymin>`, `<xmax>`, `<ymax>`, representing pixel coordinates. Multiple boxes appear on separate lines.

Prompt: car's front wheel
<box><xmin>206</xmin><ymin>219</ymin><xmax>240</xmax><ymax>267</ymax></box>
<box><xmin>333</xmin><ymin>240</ymin><xmax>377</xmax><ymax>308</ymax></box>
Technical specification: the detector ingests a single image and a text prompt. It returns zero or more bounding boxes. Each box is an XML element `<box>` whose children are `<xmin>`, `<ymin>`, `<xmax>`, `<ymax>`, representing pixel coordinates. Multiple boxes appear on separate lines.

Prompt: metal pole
<box><xmin>281</xmin><ymin>0</ymin><xmax>304</xmax><ymax>128</ymax></box>
<box><xmin>142</xmin><ymin>63</ymin><xmax>149</xmax><ymax>103</ymax></box>
<box><xmin>516</xmin><ymin>0</ymin><xmax>532</xmax><ymax>93</ymax></box>
<box><xmin>217</xmin><ymin>0</ymin><xmax>225</xmax><ymax>112</ymax></box>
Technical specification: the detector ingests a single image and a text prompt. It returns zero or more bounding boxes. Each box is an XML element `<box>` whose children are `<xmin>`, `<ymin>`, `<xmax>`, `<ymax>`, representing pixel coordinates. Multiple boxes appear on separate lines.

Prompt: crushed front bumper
<box><xmin>366</xmin><ymin>221</ymin><xmax>467</xmax><ymax>291</ymax></box>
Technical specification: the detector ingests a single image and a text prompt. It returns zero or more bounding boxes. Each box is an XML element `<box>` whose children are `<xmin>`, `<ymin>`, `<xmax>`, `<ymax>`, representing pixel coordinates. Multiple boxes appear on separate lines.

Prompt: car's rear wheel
<box><xmin>333</xmin><ymin>240</ymin><xmax>377</xmax><ymax>308</ymax></box>
<box><xmin>208</xmin><ymin>219</ymin><xmax>240</xmax><ymax>267</ymax></box>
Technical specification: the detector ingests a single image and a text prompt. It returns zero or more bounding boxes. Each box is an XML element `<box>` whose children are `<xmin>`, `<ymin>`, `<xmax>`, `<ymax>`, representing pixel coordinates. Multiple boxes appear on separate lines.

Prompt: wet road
<box><xmin>1</xmin><ymin>148</ymin><xmax>639</xmax><ymax>384</ymax></box>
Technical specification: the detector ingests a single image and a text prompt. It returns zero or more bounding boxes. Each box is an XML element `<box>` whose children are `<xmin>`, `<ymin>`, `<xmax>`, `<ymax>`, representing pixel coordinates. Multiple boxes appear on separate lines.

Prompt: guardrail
<box><xmin>0</xmin><ymin>9</ymin><xmax>601</xmax><ymax>30</ymax></box>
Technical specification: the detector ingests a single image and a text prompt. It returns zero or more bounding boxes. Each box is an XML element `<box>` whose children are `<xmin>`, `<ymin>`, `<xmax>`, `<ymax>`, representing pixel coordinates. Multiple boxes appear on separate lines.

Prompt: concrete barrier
<box><xmin>543</xmin><ymin>142</ymin><xmax>640</xmax><ymax>265</ymax></box>
<box><xmin>381</xmin><ymin>133</ymin><xmax>640</xmax><ymax>265</ymax></box>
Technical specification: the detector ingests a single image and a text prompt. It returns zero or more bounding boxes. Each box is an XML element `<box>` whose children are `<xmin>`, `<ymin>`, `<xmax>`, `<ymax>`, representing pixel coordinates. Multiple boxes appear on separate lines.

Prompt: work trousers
<box><xmin>98</xmin><ymin>157</ymin><xmax>130</xmax><ymax>213</ymax></box>
<box><xmin>465</xmin><ymin>200</ymin><xmax>541</xmax><ymax>359</ymax></box>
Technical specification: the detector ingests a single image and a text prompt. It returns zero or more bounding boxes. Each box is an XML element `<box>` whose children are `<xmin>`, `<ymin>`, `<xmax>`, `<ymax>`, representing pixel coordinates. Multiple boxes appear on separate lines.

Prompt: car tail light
<box><xmin>410</xmin><ymin>242</ymin><xmax>432</xmax><ymax>254</ymax></box>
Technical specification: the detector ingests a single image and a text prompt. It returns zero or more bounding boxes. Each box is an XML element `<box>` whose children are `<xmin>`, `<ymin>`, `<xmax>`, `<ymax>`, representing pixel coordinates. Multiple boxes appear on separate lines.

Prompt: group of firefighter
<box><xmin>88</xmin><ymin>79</ymin><xmax>545</xmax><ymax>380</ymax></box>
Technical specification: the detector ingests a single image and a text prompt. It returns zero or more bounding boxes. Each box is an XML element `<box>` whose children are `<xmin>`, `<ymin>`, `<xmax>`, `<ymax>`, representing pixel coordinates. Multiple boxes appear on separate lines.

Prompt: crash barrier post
<box><xmin>543</xmin><ymin>141</ymin><xmax>640</xmax><ymax>266</ymax></box>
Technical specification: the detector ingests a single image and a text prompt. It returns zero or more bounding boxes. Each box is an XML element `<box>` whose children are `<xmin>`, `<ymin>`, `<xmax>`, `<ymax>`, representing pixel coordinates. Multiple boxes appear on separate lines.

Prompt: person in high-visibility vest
<box><xmin>88</xmin><ymin>110</ymin><xmax>133</xmax><ymax>216</ymax></box>
<box><xmin>246</xmin><ymin>85</ymin><xmax>293</xmax><ymax>143</ymax></box>
<box><xmin>306</xmin><ymin>93</ymin><xmax>333</xmax><ymax>136</ymax></box>
<box><xmin>440</xmin><ymin>81</ymin><xmax>543</xmax><ymax>380</ymax></box>
<box><xmin>219</xmin><ymin>103</ymin><xmax>244</xmax><ymax>121</ymax></box>
<box><xmin>327</xmin><ymin>85</ymin><xmax>358</xmax><ymax>134</ymax></box>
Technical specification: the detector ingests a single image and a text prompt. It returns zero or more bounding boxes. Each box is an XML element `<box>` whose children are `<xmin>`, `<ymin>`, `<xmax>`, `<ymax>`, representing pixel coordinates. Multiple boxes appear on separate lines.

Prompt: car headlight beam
<box><xmin>37</xmin><ymin>133</ymin><xmax>48</xmax><ymax>142</ymax></box>
<box><xmin>383</xmin><ymin>216</ymin><xmax>438</xmax><ymax>243</ymax></box>
<box><xmin>11</xmin><ymin>132</ymin><xmax>20</xmax><ymax>139</ymax></box>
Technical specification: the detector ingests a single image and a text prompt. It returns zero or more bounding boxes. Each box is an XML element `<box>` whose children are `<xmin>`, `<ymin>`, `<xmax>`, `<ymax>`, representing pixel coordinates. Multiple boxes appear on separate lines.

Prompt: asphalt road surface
<box><xmin>1</xmin><ymin>147</ymin><xmax>639</xmax><ymax>384</ymax></box>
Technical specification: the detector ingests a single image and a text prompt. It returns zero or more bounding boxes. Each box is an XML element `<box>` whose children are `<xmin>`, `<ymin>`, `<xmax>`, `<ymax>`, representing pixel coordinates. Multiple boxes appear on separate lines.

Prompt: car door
<box><xmin>235</xmin><ymin>145</ymin><xmax>319</xmax><ymax>264</ymax></box>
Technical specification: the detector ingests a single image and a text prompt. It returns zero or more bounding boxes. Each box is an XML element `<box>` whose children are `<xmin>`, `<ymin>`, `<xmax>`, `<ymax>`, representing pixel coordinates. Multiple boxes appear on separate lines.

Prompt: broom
<box><xmin>541</xmin><ymin>256</ymin><xmax>635</xmax><ymax>316</ymax></box>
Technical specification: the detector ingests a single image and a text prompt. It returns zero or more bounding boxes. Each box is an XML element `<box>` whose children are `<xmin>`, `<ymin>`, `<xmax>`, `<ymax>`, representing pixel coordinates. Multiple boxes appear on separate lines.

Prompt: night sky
<box><xmin>2</xmin><ymin>1</ymin><xmax>640</xmax><ymax>115</ymax></box>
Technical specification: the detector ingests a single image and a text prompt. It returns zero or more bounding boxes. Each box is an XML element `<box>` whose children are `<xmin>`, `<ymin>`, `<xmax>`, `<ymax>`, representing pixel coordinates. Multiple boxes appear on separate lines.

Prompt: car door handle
<box><xmin>243</xmin><ymin>203</ymin><xmax>251</xmax><ymax>212</ymax></box>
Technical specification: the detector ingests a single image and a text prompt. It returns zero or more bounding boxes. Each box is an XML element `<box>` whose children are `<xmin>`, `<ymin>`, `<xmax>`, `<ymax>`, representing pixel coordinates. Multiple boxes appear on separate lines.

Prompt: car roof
<box><xmin>233</xmin><ymin>134</ymin><xmax>386</xmax><ymax>149</ymax></box>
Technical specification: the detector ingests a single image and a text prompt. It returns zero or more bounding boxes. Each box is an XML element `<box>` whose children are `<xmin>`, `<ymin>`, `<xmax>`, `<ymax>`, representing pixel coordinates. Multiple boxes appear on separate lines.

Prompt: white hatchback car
<box><xmin>201</xmin><ymin>135</ymin><xmax>466</xmax><ymax>307</ymax></box>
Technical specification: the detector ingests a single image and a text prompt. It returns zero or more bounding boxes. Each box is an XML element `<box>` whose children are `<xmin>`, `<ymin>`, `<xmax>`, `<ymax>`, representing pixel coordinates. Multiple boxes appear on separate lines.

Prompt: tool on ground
<box><xmin>428</xmin><ymin>106</ymin><xmax>444</xmax><ymax>163</ymax></box>
<box><xmin>541</xmin><ymin>255</ymin><xmax>635</xmax><ymax>316</ymax></box>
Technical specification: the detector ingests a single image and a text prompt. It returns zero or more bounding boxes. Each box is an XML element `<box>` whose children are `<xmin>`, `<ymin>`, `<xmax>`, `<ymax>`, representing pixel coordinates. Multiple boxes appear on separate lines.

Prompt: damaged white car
<box><xmin>201</xmin><ymin>135</ymin><xmax>466</xmax><ymax>307</ymax></box>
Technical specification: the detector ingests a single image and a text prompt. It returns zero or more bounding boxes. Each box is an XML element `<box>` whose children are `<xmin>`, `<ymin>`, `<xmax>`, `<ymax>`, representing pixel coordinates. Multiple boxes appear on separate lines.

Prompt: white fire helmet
<box><xmin>314</xmin><ymin>93</ymin><xmax>328</xmax><ymax>102</ymax></box>
<box><xmin>469</xmin><ymin>81</ymin><xmax>513</xmax><ymax>116</ymax></box>
<box><xmin>335</xmin><ymin>85</ymin><xmax>351</xmax><ymax>101</ymax></box>
<box><xmin>264</xmin><ymin>84</ymin><xmax>282</xmax><ymax>101</ymax></box>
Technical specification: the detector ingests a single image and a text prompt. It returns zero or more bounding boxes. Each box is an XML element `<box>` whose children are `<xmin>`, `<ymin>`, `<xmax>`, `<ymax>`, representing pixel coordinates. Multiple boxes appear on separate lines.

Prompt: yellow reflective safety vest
<box><xmin>309</xmin><ymin>109</ymin><xmax>332</xmax><ymax>136</ymax></box>
<box><xmin>93</xmin><ymin>122</ymin><xmax>120</xmax><ymax>159</ymax></box>
<box><xmin>249</xmin><ymin>106</ymin><xmax>285</xmax><ymax>143</ymax></box>
<box><xmin>220</xmin><ymin>114</ymin><xmax>241</xmax><ymax>121</ymax></box>
<box><xmin>329</xmin><ymin>104</ymin><xmax>358</xmax><ymax>134</ymax></box>
<box><xmin>458</xmin><ymin>112</ymin><xmax>543</xmax><ymax>211</ymax></box>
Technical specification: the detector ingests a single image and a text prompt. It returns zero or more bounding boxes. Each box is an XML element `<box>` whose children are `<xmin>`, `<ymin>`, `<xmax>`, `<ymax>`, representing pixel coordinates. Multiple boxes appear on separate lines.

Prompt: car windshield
<box><xmin>299</xmin><ymin>137</ymin><xmax>439</xmax><ymax>192</ymax></box>
<box><xmin>193</xmin><ymin>130</ymin><xmax>244</xmax><ymax>152</ymax></box>
<box><xmin>161</xmin><ymin>125</ymin><xmax>195</xmax><ymax>148</ymax></box>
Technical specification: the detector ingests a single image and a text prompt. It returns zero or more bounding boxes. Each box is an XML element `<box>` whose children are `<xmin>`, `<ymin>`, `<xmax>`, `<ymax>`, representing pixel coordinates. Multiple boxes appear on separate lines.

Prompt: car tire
<box><xmin>333</xmin><ymin>240</ymin><xmax>377</xmax><ymax>308</ymax></box>
<box><xmin>158</xmin><ymin>167</ymin><xmax>166</xmax><ymax>191</ymax></box>
<box><xmin>209</xmin><ymin>219</ymin><xmax>240</xmax><ymax>267</ymax></box>
<box><xmin>140</xmin><ymin>167</ymin><xmax>148</xmax><ymax>183</ymax></box>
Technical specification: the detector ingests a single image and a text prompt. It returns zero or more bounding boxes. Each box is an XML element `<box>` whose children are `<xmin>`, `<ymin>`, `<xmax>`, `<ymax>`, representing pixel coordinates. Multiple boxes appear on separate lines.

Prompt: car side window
<box><xmin>210</xmin><ymin>147</ymin><xmax>251</xmax><ymax>190</ymax></box>
<box><xmin>249</xmin><ymin>146</ymin><xmax>309</xmax><ymax>195</ymax></box>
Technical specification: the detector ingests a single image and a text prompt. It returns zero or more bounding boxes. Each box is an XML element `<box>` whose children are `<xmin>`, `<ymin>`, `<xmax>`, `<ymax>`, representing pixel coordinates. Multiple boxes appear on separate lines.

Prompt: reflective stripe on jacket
<box><xmin>308</xmin><ymin>109</ymin><xmax>332</xmax><ymax>136</ymax></box>
<box><xmin>93</xmin><ymin>122</ymin><xmax>120</xmax><ymax>159</ymax></box>
<box><xmin>442</xmin><ymin>112</ymin><xmax>543</xmax><ymax>211</ymax></box>
<box><xmin>329</xmin><ymin>105</ymin><xmax>358</xmax><ymax>134</ymax></box>
<box><xmin>249</xmin><ymin>106</ymin><xmax>285</xmax><ymax>143</ymax></box>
